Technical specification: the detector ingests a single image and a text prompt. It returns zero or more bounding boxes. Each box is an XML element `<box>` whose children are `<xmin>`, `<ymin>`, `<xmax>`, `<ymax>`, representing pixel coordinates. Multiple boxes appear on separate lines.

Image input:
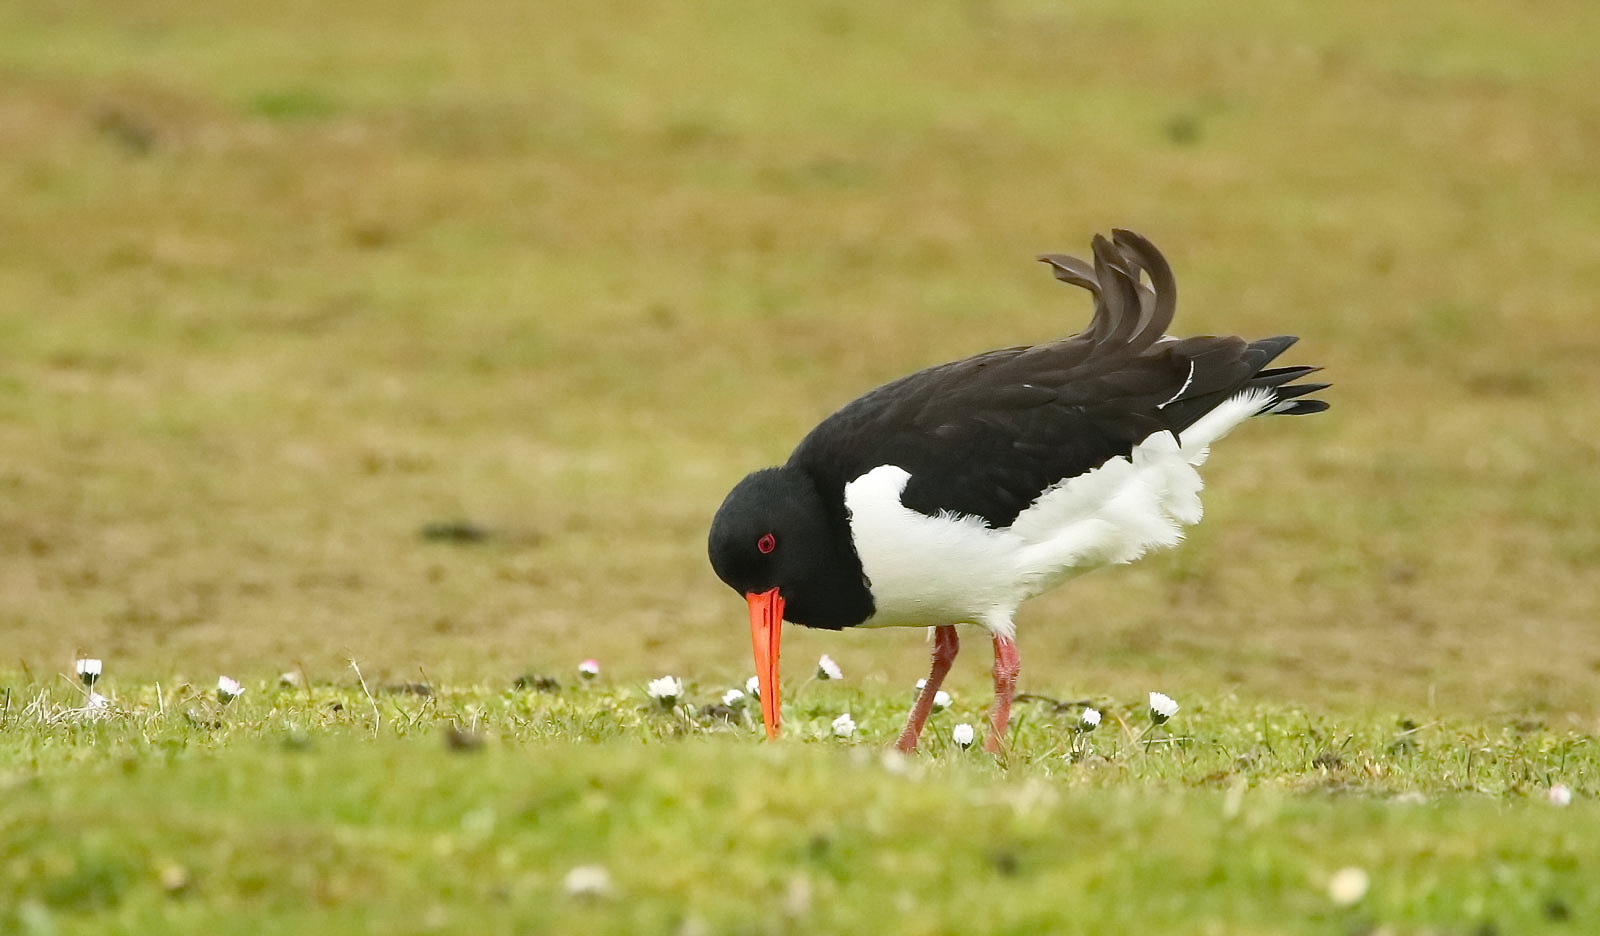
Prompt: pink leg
<box><xmin>894</xmin><ymin>625</ymin><xmax>960</xmax><ymax>753</ymax></box>
<box><xmin>983</xmin><ymin>635</ymin><xmax>1021</xmax><ymax>754</ymax></box>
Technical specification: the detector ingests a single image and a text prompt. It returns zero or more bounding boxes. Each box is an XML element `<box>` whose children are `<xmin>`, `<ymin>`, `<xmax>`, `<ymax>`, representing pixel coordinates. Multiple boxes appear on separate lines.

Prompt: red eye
<box><xmin>756</xmin><ymin>533</ymin><xmax>776</xmax><ymax>554</ymax></box>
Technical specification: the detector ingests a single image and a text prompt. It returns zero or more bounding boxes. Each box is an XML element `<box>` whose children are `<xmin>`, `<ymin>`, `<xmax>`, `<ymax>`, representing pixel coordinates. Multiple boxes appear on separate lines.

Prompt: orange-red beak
<box><xmin>746</xmin><ymin>587</ymin><xmax>784</xmax><ymax>739</ymax></box>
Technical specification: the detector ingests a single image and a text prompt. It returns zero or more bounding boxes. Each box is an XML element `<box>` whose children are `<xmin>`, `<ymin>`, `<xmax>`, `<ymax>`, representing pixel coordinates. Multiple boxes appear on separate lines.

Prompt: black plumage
<box><xmin>787</xmin><ymin>229</ymin><xmax>1327</xmax><ymax>528</ymax></box>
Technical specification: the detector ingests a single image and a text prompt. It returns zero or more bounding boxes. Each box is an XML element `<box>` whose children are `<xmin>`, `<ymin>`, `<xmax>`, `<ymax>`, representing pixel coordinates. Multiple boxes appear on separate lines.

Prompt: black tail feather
<box><xmin>1273</xmin><ymin>381</ymin><xmax>1330</xmax><ymax>401</ymax></box>
<box><xmin>1254</xmin><ymin>365</ymin><xmax>1321</xmax><ymax>386</ymax></box>
<box><xmin>1162</xmin><ymin>334</ymin><xmax>1329</xmax><ymax>430</ymax></box>
<box><xmin>1271</xmin><ymin>399</ymin><xmax>1330</xmax><ymax>416</ymax></box>
<box><xmin>1242</xmin><ymin>337</ymin><xmax>1329</xmax><ymax>417</ymax></box>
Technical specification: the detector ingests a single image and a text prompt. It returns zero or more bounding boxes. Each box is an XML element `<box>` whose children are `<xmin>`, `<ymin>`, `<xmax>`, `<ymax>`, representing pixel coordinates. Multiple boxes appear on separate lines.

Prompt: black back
<box><xmin>787</xmin><ymin>230</ymin><xmax>1327</xmax><ymax>528</ymax></box>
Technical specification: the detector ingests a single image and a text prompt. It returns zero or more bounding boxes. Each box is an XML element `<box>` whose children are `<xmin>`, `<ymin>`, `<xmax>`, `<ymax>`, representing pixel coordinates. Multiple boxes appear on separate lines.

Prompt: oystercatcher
<box><xmin>708</xmin><ymin>230</ymin><xmax>1327</xmax><ymax>753</ymax></box>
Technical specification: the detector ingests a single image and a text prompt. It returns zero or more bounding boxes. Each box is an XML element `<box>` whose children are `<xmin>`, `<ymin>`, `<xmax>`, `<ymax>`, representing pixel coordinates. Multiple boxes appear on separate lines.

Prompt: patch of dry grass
<box><xmin>1</xmin><ymin>0</ymin><xmax>1598</xmax><ymax>713</ymax></box>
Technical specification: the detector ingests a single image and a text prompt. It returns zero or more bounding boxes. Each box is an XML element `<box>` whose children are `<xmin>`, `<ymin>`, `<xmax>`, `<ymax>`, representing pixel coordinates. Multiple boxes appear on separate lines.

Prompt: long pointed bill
<box><xmin>746</xmin><ymin>587</ymin><xmax>784</xmax><ymax>740</ymax></box>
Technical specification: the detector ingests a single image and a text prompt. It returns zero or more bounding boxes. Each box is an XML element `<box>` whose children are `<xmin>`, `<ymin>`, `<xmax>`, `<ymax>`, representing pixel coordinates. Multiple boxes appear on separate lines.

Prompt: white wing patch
<box><xmin>843</xmin><ymin>466</ymin><xmax>1019</xmax><ymax>633</ymax></box>
<box><xmin>843</xmin><ymin>389</ymin><xmax>1270</xmax><ymax>636</ymax></box>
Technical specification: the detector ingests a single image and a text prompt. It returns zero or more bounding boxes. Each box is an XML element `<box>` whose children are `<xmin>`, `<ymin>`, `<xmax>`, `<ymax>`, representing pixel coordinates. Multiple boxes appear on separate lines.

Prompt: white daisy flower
<box><xmin>816</xmin><ymin>654</ymin><xmax>843</xmax><ymax>681</ymax></box>
<box><xmin>1326</xmin><ymin>867</ymin><xmax>1369</xmax><ymax>906</ymax></box>
<box><xmin>914</xmin><ymin>678</ymin><xmax>928</xmax><ymax>693</ymax></box>
<box><xmin>646</xmin><ymin>676</ymin><xmax>684</xmax><ymax>707</ymax></box>
<box><xmin>1148</xmin><ymin>691</ymin><xmax>1179</xmax><ymax>725</ymax></box>
<box><xmin>879</xmin><ymin>749</ymin><xmax>912</xmax><ymax>774</ymax></box>
<box><xmin>562</xmin><ymin>864</ymin><xmax>614</xmax><ymax>899</ymax></box>
<box><xmin>75</xmin><ymin>658</ymin><xmax>102</xmax><ymax>687</ymax></box>
<box><xmin>746</xmin><ymin>675</ymin><xmax>761</xmax><ymax>698</ymax></box>
<box><xmin>85</xmin><ymin>692</ymin><xmax>110</xmax><ymax>710</ymax></box>
<box><xmin>831</xmin><ymin>713</ymin><xmax>856</xmax><ymax>738</ymax></box>
<box><xmin>577</xmin><ymin>659</ymin><xmax>600</xmax><ymax>679</ymax></box>
<box><xmin>1548</xmin><ymin>783</ymin><xmax>1573</xmax><ymax>807</ymax></box>
<box><xmin>931</xmin><ymin>690</ymin><xmax>952</xmax><ymax>712</ymax></box>
<box><xmin>216</xmin><ymin>676</ymin><xmax>245</xmax><ymax>703</ymax></box>
<box><xmin>952</xmin><ymin>723</ymin><xmax>975</xmax><ymax>749</ymax></box>
<box><xmin>722</xmin><ymin>688</ymin><xmax>747</xmax><ymax>709</ymax></box>
<box><xmin>1079</xmin><ymin>707</ymin><xmax>1102</xmax><ymax>732</ymax></box>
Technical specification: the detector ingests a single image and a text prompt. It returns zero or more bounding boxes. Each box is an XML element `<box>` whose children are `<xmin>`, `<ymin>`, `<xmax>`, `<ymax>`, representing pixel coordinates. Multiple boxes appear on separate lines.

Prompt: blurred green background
<box><xmin>2</xmin><ymin>0</ymin><xmax>1597</xmax><ymax>713</ymax></box>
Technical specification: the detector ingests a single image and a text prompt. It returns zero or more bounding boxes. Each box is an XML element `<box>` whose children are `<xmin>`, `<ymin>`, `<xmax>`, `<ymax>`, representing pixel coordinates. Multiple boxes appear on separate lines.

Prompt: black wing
<box><xmin>788</xmin><ymin>230</ymin><xmax>1327</xmax><ymax>527</ymax></box>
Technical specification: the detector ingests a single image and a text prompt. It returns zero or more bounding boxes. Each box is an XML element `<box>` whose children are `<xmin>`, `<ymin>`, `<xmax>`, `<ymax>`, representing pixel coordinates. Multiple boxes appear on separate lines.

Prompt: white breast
<box><xmin>842</xmin><ymin>389</ymin><xmax>1270</xmax><ymax>636</ymax></box>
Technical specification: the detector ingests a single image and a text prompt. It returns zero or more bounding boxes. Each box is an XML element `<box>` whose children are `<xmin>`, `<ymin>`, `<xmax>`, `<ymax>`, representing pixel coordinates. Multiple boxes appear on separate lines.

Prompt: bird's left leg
<box><xmin>893</xmin><ymin>625</ymin><xmax>960</xmax><ymax>753</ymax></box>
<box><xmin>983</xmin><ymin>634</ymin><xmax>1021</xmax><ymax>754</ymax></box>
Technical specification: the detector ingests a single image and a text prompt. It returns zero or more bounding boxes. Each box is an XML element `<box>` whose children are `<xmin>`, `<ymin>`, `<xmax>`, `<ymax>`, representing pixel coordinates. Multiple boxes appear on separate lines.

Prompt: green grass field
<box><xmin>2</xmin><ymin>0</ymin><xmax>1598</xmax><ymax>932</ymax></box>
<box><xmin>4</xmin><ymin>678</ymin><xmax>1595</xmax><ymax>934</ymax></box>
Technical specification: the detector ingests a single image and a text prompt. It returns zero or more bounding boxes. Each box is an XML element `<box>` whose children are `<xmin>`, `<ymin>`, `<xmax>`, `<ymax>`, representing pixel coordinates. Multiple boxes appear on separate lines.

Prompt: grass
<box><xmin>3</xmin><ymin>674</ymin><xmax>1595</xmax><ymax>935</ymax></box>
<box><xmin>2</xmin><ymin>0</ymin><xmax>1599</xmax><ymax>932</ymax></box>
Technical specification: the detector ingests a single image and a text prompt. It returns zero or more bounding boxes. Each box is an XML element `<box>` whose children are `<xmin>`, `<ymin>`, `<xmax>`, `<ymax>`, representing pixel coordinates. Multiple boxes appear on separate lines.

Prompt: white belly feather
<box><xmin>842</xmin><ymin>390</ymin><xmax>1270</xmax><ymax>636</ymax></box>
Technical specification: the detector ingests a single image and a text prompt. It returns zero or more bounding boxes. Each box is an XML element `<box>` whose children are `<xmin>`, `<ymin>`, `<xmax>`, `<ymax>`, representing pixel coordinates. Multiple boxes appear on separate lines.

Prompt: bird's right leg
<box><xmin>893</xmin><ymin>625</ymin><xmax>960</xmax><ymax>753</ymax></box>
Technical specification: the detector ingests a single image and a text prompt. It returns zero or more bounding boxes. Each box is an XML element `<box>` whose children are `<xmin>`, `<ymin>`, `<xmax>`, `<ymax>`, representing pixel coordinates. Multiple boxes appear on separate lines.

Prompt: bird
<box><xmin>707</xmin><ymin>230</ymin><xmax>1327</xmax><ymax>753</ymax></box>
